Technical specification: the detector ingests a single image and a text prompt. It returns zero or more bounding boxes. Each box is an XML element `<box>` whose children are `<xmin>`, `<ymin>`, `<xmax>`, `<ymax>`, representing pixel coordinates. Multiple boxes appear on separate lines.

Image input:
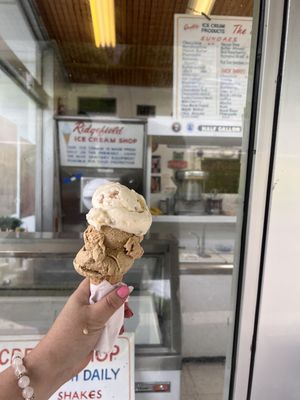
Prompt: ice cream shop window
<box><xmin>0</xmin><ymin>0</ymin><xmax>260</xmax><ymax>398</ymax></box>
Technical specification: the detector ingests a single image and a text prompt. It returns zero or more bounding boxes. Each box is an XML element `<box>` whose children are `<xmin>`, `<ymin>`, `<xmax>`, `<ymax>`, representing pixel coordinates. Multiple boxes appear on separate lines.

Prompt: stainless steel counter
<box><xmin>180</xmin><ymin>262</ymin><xmax>233</xmax><ymax>275</ymax></box>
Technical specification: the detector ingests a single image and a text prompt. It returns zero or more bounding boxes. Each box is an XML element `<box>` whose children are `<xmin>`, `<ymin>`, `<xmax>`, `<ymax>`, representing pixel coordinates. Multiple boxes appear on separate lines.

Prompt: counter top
<box><xmin>0</xmin><ymin>232</ymin><xmax>178</xmax><ymax>256</ymax></box>
<box><xmin>179</xmin><ymin>262</ymin><xmax>233</xmax><ymax>275</ymax></box>
<box><xmin>179</xmin><ymin>249</ymin><xmax>234</xmax><ymax>275</ymax></box>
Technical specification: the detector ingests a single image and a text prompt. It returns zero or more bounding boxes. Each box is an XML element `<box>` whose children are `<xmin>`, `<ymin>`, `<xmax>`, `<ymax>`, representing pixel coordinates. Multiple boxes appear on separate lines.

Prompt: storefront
<box><xmin>0</xmin><ymin>0</ymin><xmax>299</xmax><ymax>399</ymax></box>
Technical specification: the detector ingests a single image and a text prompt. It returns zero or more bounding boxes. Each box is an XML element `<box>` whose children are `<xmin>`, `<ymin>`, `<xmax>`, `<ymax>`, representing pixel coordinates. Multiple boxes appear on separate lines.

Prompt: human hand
<box><xmin>25</xmin><ymin>278</ymin><xmax>131</xmax><ymax>400</ymax></box>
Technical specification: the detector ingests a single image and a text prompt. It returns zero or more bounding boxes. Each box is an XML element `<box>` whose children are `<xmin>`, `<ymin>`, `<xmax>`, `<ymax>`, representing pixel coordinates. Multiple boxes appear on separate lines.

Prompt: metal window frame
<box><xmin>0</xmin><ymin>38</ymin><xmax>48</xmax><ymax>107</ymax></box>
<box><xmin>245</xmin><ymin>0</ymin><xmax>300</xmax><ymax>397</ymax></box>
<box><xmin>224</xmin><ymin>1</ymin><xmax>287</xmax><ymax>399</ymax></box>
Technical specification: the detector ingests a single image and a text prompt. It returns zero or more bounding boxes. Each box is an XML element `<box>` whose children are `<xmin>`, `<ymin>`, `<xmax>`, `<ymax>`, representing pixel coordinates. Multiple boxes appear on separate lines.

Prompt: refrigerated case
<box><xmin>144</xmin><ymin>117</ymin><xmax>240</xmax><ymax>360</ymax></box>
<box><xmin>0</xmin><ymin>232</ymin><xmax>181</xmax><ymax>399</ymax></box>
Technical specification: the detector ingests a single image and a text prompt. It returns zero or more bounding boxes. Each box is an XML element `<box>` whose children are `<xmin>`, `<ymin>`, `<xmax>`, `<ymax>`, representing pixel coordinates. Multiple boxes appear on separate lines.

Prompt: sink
<box><xmin>179</xmin><ymin>250</ymin><xmax>226</xmax><ymax>264</ymax></box>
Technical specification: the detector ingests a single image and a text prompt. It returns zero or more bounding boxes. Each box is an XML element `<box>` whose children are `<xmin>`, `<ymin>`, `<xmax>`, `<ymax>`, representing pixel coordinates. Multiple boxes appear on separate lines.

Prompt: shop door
<box><xmin>231</xmin><ymin>0</ymin><xmax>300</xmax><ymax>399</ymax></box>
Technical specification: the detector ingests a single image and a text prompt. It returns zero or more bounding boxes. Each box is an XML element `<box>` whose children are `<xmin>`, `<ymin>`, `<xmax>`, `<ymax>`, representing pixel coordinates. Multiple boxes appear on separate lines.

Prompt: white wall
<box><xmin>66</xmin><ymin>83</ymin><xmax>172</xmax><ymax>118</ymax></box>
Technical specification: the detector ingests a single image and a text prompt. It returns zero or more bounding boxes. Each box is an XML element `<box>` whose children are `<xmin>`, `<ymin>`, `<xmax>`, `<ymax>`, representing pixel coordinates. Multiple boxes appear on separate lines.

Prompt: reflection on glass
<box><xmin>125</xmin><ymin>257</ymin><xmax>172</xmax><ymax>348</ymax></box>
<box><xmin>0</xmin><ymin>0</ymin><xmax>256</xmax><ymax>398</ymax></box>
<box><xmin>0</xmin><ymin>249</ymin><xmax>176</xmax><ymax>353</ymax></box>
<box><xmin>0</xmin><ymin>2</ymin><xmax>42</xmax><ymax>82</ymax></box>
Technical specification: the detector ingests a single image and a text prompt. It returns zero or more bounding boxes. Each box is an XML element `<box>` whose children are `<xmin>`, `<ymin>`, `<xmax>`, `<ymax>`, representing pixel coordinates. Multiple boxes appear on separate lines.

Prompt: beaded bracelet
<box><xmin>11</xmin><ymin>351</ymin><xmax>35</xmax><ymax>400</ymax></box>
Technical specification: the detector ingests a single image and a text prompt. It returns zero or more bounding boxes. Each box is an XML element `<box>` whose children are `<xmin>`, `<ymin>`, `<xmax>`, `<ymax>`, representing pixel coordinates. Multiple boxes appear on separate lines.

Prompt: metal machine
<box><xmin>174</xmin><ymin>169</ymin><xmax>208</xmax><ymax>215</ymax></box>
<box><xmin>56</xmin><ymin>116</ymin><xmax>146</xmax><ymax>231</ymax></box>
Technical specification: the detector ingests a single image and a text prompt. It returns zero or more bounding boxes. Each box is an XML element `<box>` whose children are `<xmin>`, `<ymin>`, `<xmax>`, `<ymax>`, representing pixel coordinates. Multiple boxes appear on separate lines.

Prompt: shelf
<box><xmin>148</xmin><ymin>135</ymin><xmax>242</xmax><ymax>147</ymax></box>
<box><xmin>147</xmin><ymin>117</ymin><xmax>243</xmax><ymax>146</ymax></box>
<box><xmin>152</xmin><ymin>215</ymin><xmax>237</xmax><ymax>223</ymax></box>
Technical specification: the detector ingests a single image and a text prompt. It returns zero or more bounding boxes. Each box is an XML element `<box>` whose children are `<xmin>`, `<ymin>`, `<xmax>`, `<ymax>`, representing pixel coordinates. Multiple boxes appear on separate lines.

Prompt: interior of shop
<box><xmin>0</xmin><ymin>1</ymin><xmax>254</xmax><ymax>399</ymax></box>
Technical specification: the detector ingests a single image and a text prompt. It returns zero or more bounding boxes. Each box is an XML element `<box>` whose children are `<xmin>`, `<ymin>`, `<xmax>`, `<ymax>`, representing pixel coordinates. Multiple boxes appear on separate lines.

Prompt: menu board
<box><xmin>173</xmin><ymin>15</ymin><xmax>252</xmax><ymax>120</ymax></box>
<box><xmin>58</xmin><ymin>120</ymin><xmax>144</xmax><ymax>168</ymax></box>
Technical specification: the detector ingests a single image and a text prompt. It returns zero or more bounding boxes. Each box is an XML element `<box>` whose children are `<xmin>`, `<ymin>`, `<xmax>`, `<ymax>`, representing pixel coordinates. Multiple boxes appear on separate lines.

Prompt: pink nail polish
<box><xmin>117</xmin><ymin>285</ymin><xmax>129</xmax><ymax>299</ymax></box>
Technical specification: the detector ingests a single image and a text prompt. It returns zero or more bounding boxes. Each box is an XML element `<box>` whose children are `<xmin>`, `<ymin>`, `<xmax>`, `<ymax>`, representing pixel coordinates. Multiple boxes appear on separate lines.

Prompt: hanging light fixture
<box><xmin>89</xmin><ymin>0</ymin><xmax>116</xmax><ymax>47</ymax></box>
<box><xmin>186</xmin><ymin>0</ymin><xmax>216</xmax><ymax>15</ymax></box>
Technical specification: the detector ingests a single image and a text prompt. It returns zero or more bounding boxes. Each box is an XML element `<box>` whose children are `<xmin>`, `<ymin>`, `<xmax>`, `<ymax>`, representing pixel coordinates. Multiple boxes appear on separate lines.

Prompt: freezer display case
<box><xmin>0</xmin><ymin>233</ymin><xmax>181</xmax><ymax>399</ymax></box>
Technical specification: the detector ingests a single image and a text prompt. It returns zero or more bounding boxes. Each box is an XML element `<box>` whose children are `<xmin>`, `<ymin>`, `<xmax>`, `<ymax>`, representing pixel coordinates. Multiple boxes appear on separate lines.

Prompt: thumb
<box><xmin>90</xmin><ymin>285</ymin><xmax>131</xmax><ymax>323</ymax></box>
<box><xmin>72</xmin><ymin>278</ymin><xmax>90</xmax><ymax>305</ymax></box>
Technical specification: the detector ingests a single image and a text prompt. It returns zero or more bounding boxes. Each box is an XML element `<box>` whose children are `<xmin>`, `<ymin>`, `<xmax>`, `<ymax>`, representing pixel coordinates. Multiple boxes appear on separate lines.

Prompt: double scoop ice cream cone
<box><xmin>73</xmin><ymin>182</ymin><xmax>152</xmax><ymax>353</ymax></box>
<box><xmin>74</xmin><ymin>182</ymin><xmax>152</xmax><ymax>285</ymax></box>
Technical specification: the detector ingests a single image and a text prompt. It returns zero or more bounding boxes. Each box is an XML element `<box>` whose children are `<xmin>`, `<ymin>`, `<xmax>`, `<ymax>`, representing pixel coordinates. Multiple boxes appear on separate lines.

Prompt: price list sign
<box><xmin>173</xmin><ymin>15</ymin><xmax>252</xmax><ymax>121</ymax></box>
<box><xmin>58</xmin><ymin>120</ymin><xmax>144</xmax><ymax>169</ymax></box>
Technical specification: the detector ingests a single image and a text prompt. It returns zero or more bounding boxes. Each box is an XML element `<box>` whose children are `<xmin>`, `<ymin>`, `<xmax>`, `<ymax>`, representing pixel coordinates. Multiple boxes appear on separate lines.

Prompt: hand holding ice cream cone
<box><xmin>73</xmin><ymin>182</ymin><xmax>152</xmax><ymax>353</ymax></box>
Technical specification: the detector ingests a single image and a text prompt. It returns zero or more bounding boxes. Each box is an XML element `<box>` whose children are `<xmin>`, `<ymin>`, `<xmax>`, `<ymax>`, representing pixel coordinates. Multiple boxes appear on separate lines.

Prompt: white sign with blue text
<box><xmin>58</xmin><ymin>120</ymin><xmax>144</xmax><ymax>169</ymax></box>
<box><xmin>0</xmin><ymin>333</ymin><xmax>135</xmax><ymax>400</ymax></box>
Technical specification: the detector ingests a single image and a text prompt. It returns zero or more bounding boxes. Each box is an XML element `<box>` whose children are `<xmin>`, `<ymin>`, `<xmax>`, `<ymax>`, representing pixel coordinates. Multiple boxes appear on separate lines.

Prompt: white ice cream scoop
<box><xmin>86</xmin><ymin>182</ymin><xmax>152</xmax><ymax>236</ymax></box>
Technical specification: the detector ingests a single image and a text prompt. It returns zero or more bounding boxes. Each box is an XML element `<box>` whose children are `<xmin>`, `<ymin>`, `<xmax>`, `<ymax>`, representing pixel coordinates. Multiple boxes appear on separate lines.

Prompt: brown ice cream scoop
<box><xmin>73</xmin><ymin>225</ymin><xmax>144</xmax><ymax>284</ymax></box>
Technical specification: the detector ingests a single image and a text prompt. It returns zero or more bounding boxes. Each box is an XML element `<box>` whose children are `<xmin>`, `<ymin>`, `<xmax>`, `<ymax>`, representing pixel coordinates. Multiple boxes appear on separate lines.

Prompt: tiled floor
<box><xmin>181</xmin><ymin>360</ymin><xmax>225</xmax><ymax>400</ymax></box>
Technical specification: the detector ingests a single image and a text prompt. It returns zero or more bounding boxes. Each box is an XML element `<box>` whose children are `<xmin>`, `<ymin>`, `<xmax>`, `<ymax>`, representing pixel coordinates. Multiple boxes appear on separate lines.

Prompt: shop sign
<box><xmin>58</xmin><ymin>120</ymin><xmax>144</xmax><ymax>168</ymax></box>
<box><xmin>0</xmin><ymin>334</ymin><xmax>134</xmax><ymax>400</ymax></box>
<box><xmin>173</xmin><ymin>15</ymin><xmax>252</xmax><ymax>120</ymax></box>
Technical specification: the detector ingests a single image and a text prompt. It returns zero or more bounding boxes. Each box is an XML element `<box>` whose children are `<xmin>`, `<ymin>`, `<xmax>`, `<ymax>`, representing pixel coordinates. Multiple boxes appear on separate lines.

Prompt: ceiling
<box><xmin>33</xmin><ymin>0</ymin><xmax>253</xmax><ymax>87</ymax></box>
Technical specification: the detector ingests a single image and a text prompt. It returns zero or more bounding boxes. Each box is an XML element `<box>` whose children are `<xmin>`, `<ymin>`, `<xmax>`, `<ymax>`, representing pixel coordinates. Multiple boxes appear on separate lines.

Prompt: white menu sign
<box><xmin>0</xmin><ymin>334</ymin><xmax>135</xmax><ymax>400</ymax></box>
<box><xmin>58</xmin><ymin>120</ymin><xmax>144</xmax><ymax>168</ymax></box>
<box><xmin>174</xmin><ymin>15</ymin><xmax>252</xmax><ymax>120</ymax></box>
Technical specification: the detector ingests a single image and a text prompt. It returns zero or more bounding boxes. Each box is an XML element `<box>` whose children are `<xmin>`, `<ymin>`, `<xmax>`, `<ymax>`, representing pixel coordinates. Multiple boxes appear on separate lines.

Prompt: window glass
<box><xmin>0</xmin><ymin>70</ymin><xmax>39</xmax><ymax>231</ymax></box>
<box><xmin>0</xmin><ymin>1</ymin><xmax>41</xmax><ymax>82</ymax></box>
<box><xmin>0</xmin><ymin>0</ymin><xmax>257</xmax><ymax>398</ymax></box>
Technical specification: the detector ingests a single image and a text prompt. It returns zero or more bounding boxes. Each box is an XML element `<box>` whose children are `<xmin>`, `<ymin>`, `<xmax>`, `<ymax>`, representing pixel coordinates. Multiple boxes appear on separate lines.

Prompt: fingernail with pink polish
<box><xmin>117</xmin><ymin>285</ymin><xmax>129</xmax><ymax>299</ymax></box>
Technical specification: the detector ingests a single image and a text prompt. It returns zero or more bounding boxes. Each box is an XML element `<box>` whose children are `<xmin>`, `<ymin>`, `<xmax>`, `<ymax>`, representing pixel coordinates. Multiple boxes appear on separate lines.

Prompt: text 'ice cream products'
<box><xmin>73</xmin><ymin>182</ymin><xmax>152</xmax><ymax>353</ymax></box>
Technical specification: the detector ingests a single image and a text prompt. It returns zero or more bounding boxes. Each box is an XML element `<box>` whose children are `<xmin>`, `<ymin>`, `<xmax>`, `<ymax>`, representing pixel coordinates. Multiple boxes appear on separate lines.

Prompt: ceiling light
<box><xmin>89</xmin><ymin>0</ymin><xmax>116</xmax><ymax>48</ymax></box>
<box><xmin>186</xmin><ymin>0</ymin><xmax>216</xmax><ymax>15</ymax></box>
